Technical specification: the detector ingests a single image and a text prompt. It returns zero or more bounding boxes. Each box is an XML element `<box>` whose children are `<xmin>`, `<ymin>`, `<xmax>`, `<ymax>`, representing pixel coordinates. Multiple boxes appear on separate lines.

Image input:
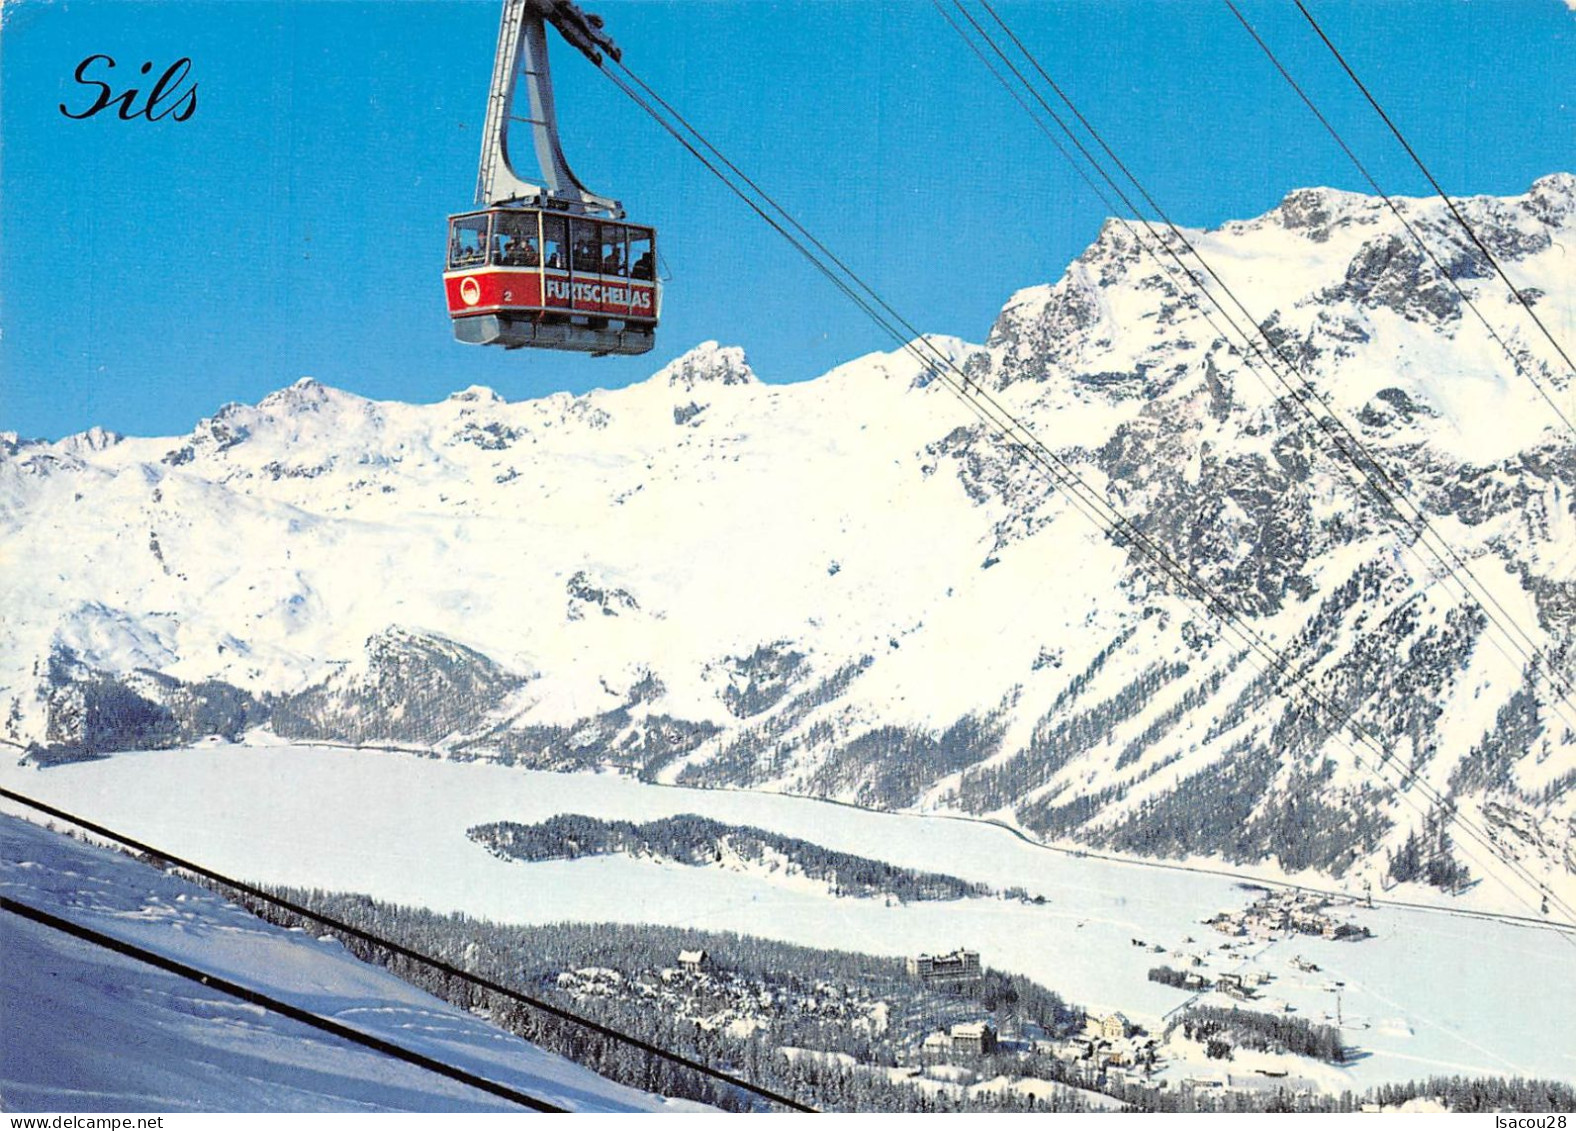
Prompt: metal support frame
<box><xmin>475</xmin><ymin>0</ymin><xmax>624</xmax><ymax>218</ymax></box>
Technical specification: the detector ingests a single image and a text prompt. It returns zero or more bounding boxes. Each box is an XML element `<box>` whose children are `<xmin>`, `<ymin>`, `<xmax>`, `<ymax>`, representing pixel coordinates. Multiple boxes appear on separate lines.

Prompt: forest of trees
<box><xmin>1113</xmin><ymin>659</ymin><xmax>1237</xmax><ymax>770</ymax></box>
<box><xmin>1365</xmin><ymin>1076</ymin><xmax>1576</xmax><ymax>1113</ymax></box>
<box><xmin>1175</xmin><ymin>1005</ymin><xmax>1346</xmax><ymax>1064</ymax></box>
<box><xmin>806</xmin><ymin>713</ymin><xmax>1007</xmax><ymax>809</ymax></box>
<box><xmin>1386</xmin><ymin>805</ymin><xmax>1472</xmax><ymax>891</ymax></box>
<box><xmin>952</xmin><ymin>657</ymin><xmax>1187</xmax><ymax>813</ymax></box>
<box><xmin>468</xmin><ymin>813</ymin><xmax>993</xmax><ymax>902</ymax></box>
<box><xmin>1147</xmin><ymin>965</ymin><xmax>1192</xmax><ymax>990</ymax></box>
<box><xmin>686</xmin><ymin>657</ymin><xmax>874</xmax><ymax>787</ymax></box>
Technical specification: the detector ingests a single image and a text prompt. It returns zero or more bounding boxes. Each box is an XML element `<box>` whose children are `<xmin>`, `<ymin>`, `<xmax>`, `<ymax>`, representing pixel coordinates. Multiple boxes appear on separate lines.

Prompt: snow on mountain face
<box><xmin>3</xmin><ymin>175</ymin><xmax>1574</xmax><ymax>903</ymax></box>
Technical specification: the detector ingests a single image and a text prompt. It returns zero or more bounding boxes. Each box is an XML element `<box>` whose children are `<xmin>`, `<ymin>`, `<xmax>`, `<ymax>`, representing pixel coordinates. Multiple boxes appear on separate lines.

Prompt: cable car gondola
<box><xmin>444</xmin><ymin>0</ymin><xmax>658</xmax><ymax>356</ymax></box>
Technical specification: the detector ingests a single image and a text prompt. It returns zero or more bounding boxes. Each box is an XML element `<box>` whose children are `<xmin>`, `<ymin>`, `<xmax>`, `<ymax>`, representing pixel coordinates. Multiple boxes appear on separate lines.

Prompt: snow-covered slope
<box><xmin>0</xmin><ymin>813</ymin><xmax>694</xmax><ymax>1112</ymax></box>
<box><xmin>2</xmin><ymin>176</ymin><xmax>1573</xmax><ymax>905</ymax></box>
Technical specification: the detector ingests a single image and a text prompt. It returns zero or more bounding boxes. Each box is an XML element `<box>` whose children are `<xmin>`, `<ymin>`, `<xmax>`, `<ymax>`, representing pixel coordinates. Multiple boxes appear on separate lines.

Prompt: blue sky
<box><xmin>2</xmin><ymin>0</ymin><xmax>1571</xmax><ymax>440</ymax></box>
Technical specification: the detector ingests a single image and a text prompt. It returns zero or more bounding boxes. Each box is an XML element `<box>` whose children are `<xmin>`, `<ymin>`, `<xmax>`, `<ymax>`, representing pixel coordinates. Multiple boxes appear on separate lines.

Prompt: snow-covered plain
<box><xmin>4</xmin><ymin>742</ymin><xmax>1573</xmax><ymax>1095</ymax></box>
<box><xmin>0</xmin><ymin>810</ymin><xmax>698</xmax><ymax>1113</ymax></box>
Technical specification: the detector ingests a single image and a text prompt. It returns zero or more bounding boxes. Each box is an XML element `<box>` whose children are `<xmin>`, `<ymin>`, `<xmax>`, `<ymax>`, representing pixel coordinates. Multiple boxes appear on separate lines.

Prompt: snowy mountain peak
<box><xmin>1267</xmin><ymin>185</ymin><xmax>1383</xmax><ymax>243</ymax></box>
<box><xmin>1527</xmin><ymin>171</ymin><xmax>1576</xmax><ymax>225</ymax></box>
<box><xmin>157</xmin><ymin>378</ymin><xmax>385</xmax><ymax>468</ymax></box>
<box><xmin>448</xmin><ymin>385</ymin><xmax>506</xmax><ymax>406</ymax></box>
<box><xmin>655</xmin><ymin>341</ymin><xmax>758</xmax><ymax>392</ymax></box>
<box><xmin>256</xmin><ymin>376</ymin><xmax>353</xmax><ymax>415</ymax></box>
<box><xmin>54</xmin><ymin>426</ymin><xmax>124</xmax><ymax>457</ymax></box>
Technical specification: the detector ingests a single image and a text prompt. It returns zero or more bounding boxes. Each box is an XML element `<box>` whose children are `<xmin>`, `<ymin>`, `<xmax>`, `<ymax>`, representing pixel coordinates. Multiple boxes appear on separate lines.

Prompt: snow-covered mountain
<box><xmin>3</xmin><ymin>175</ymin><xmax>1573</xmax><ymax>905</ymax></box>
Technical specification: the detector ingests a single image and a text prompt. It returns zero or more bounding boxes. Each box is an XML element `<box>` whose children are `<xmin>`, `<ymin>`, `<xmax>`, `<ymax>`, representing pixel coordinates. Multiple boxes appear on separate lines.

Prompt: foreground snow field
<box><xmin>4</xmin><ymin>742</ymin><xmax>1573</xmax><ymax>1097</ymax></box>
<box><xmin>0</xmin><ymin>812</ymin><xmax>698</xmax><ymax>1113</ymax></box>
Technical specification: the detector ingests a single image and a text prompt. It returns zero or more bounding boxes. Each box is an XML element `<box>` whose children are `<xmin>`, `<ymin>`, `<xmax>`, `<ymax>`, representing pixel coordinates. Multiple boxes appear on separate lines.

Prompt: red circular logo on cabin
<box><xmin>459</xmin><ymin>277</ymin><xmax>481</xmax><ymax>306</ymax></box>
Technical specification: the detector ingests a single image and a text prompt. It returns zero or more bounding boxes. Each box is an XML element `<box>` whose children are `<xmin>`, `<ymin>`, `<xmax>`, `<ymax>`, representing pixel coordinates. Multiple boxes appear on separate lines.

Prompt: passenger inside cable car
<box><xmin>542</xmin><ymin>214</ymin><xmax>567</xmax><ymax>269</ymax></box>
<box><xmin>450</xmin><ymin>215</ymin><xmax>489</xmax><ymax>267</ymax></box>
<box><xmin>598</xmin><ymin>223</ymin><xmax>623</xmax><ymax>276</ymax></box>
<box><xmin>494</xmin><ymin>211</ymin><xmax>540</xmax><ymax>266</ymax></box>
<box><xmin>571</xmin><ymin>227</ymin><xmax>600</xmax><ymax>274</ymax></box>
<box><xmin>630</xmin><ymin>231</ymin><xmax>654</xmax><ymax>281</ymax></box>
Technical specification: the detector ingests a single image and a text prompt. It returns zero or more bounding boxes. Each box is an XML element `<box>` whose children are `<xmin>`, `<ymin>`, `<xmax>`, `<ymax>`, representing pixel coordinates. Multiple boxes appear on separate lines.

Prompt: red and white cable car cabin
<box><xmin>445</xmin><ymin>208</ymin><xmax>659</xmax><ymax>355</ymax></box>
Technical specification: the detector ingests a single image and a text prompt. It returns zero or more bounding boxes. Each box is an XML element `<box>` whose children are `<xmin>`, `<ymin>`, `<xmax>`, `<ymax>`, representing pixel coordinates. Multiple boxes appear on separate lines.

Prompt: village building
<box><xmin>1049</xmin><ymin>1036</ymin><xmax>1095</xmax><ymax>1062</ymax></box>
<box><xmin>906</xmin><ymin>947</ymin><xmax>982</xmax><ymax>985</ymax></box>
<box><xmin>1099</xmin><ymin>1012</ymin><xmax>1131</xmax><ymax>1042</ymax></box>
<box><xmin>1207</xmin><ymin>911</ymin><xmax>1246</xmax><ymax>936</ymax></box>
<box><xmin>677</xmin><ymin>948</ymin><xmax>710</xmax><ymax>972</ymax></box>
<box><xmin>949</xmin><ymin>1021</ymin><xmax>999</xmax><ymax>1057</ymax></box>
<box><xmin>1102</xmin><ymin>1043</ymin><xmax>1134</xmax><ymax>1067</ymax></box>
<box><xmin>1247</xmin><ymin>920</ymin><xmax>1281</xmax><ymax>942</ymax></box>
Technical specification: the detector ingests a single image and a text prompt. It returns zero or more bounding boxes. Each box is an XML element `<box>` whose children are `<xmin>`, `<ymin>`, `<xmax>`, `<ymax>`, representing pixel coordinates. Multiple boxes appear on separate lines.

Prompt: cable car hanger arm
<box><xmin>476</xmin><ymin>0</ymin><xmax>624</xmax><ymax>216</ymax></box>
<box><xmin>541</xmin><ymin>0</ymin><xmax>621</xmax><ymax>66</ymax></box>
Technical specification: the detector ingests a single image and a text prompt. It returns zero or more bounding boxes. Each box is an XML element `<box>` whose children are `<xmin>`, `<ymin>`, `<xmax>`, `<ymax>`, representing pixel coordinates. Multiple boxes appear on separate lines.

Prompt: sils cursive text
<box><xmin>60</xmin><ymin>55</ymin><xmax>198</xmax><ymax>121</ymax></box>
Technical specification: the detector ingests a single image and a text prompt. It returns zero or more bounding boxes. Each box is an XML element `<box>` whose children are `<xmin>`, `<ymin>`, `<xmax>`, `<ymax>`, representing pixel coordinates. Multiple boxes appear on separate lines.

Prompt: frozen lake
<box><xmin>4</xmin><ymin>742</ymin><xmax>1573</xmax><ymax>1092</ymax></box>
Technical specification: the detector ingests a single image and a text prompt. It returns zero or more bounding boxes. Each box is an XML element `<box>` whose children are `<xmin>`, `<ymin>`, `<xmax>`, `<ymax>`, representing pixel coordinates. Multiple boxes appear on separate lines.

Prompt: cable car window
<box><xmin>628</xmin><ymin>229</ymin><xmax>654</xmax><ymax>281</ymax></box>
<box><xmin>448</xmin><ymin>215</ymin><xmax>489</xmax><ymax>269</ymax></box>
<box><xmin>542</xmin><ymin>214</ymin><xmax>567</xmax><ymax>270</ymax></box>
<box><xmin>494</xmin><ymin>212</ymin><xmax>540</xmax><ymax>267</ymax></box>
<box><xmin>571</xmin><ymin>219</ymin><xmax>601</xmax><ymax>274</ymax></box>
<box><xmin>600</xmin><ymin>224</ymin><xmax>626</xmax><ymax>277</ymax></box>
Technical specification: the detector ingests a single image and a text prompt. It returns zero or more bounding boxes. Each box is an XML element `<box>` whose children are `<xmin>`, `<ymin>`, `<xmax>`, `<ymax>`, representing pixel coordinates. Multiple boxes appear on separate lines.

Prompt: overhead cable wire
<box><xmin>0</xmin><ymin>788</ymin><xmax>816</xmax><ymax>1113</ymax></box>
<box><xmin>611</xmin><ymin>30</ymin><xmax>1576</xmax><ymax>930</ymax></box>
<box><xmin>605</xmin><ymin>43</ymin><xmax>1572</xmax><ymax>928</ymax></box>
<box><xmin>963</xmin><ymin>0</ymin><xmax>1576</xmax><ymax>737</ymax></box>
<box><xmin>601</xmin><ymin>60</ymin><xmax>1259</xmax><ymax>627</ymax></box>
<box><xmin>950</xmin><ymin>0</ymin><xmax>1576</xmax><ymax>930</ymax></box>
<box><xmin>1291</xmin><ymin>0</ymin><xmax>1576</xmax><ymax>381</ymax></box>
<box><xmin>0</xmin><ymin>895</ymin><xmax>568</xmax><ymax>1113</ymax></box>
<box><xmin>1222</xmin><ymin>0</ymin><xmax>1576</xmax><ymax>441</ymax></box>
<box><xmin>939</xmin><ymin>0</ymin><xmax>1576</xmax><ymax>932</ymax></box>
<box><xmin>949</xmin><ymin>0</ymin><xmax>1576</xmax><ymax>901</ymax></box>
<box><xmin>592</xmin><ymin>54</ymin><xmax>1576</xmax><ymax>932</ymax></box>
